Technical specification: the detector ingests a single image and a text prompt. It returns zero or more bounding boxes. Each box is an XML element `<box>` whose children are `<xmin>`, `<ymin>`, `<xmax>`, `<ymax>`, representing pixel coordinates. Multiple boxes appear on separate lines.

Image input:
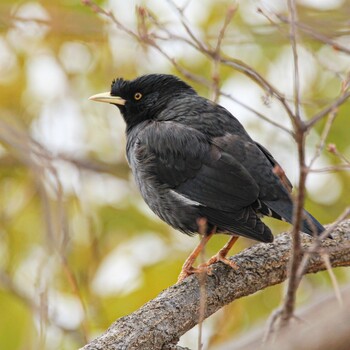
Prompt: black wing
<box><xmin>135</xmin><ymin>121</ymin><xmax>274</xmax><ymax>242</ymax></box>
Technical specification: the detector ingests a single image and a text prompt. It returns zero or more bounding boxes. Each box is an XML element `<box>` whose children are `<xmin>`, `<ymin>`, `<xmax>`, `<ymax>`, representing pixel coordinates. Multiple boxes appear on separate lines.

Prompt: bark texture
<box><xmin>81</xmin><ymin>220</ymin><xmax>350</xmax><ymax>350</ymax></box>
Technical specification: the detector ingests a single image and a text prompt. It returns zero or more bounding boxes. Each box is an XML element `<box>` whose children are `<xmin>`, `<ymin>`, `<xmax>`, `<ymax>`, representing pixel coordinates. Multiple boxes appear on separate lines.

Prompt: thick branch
<box><xmin>81</xmin><ymin>220</ymin><xmax>350</xmax><ymax>350</ymax></box>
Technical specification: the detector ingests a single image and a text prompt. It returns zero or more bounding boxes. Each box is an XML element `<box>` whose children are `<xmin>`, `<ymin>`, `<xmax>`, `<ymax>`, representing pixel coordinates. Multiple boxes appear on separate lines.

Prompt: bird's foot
<box><xmin>177</xmin><ymin>265</ymin><xmax>210</xmax><ymax>284</ymax></box>
<box><xmin>177</xmin><ymin>255</ymin><xmax>238</xmax><ymax>283</ymax></box>
<box><xmin>198</xmin><ymin>253</ymin><xmax>239</xmax><ymax>271</ymax></box>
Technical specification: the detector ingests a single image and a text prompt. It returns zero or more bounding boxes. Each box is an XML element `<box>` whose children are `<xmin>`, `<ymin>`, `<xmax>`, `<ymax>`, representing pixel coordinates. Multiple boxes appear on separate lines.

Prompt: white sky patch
<box><xmin>317</xmin><ymin>37</ymin><xmax>350</xmax><ymax>73</ymax></box>
<box><xmin>43</xmin><ymin>160</ymin><xmax>82</xmax><ymax>197</ymax></box>
<box><xmin>219</xmin><ymin>75</ymin><xmax>293</xmax><ymax>145</ymax></box>
<box><xmin>305</xmin><ymin>147</ymin><xmax>343</xmax><ymax>205</ymax></box>
<box><xmin>59</xmin><ymin>42</ymin><xmax>93</xmax><ymax>74</ymax></box>
<box><xmin>240</xmin><ymin>0</ymin><xmax>287</xmax><ymax>26</ymax></box>
<box><xmin>32</xmin><ymin>323</ymin><xmax>63</xmax><ymax>350</ymax></box>
<box><xmin>26</xmin><ymin>54</ymin><xmax>68</xmax><ymax>102</ymax></box>
<box><xmin>92</xmin><ymin>255</ymin><xmax>141</xmax><ymax>296</ymax></box>
<box><xmin>80</xmin><ymin>172</ymin><xmax>131</xmax><ymax>205</ymax></box>
<box><xmin>178</xmin><ymin>314</ymin><xmax>217</xmax><ymax>350</ymax></box>
<box><xmin>14</xmin><ymin>248</ymin><xmax>82</xmax><ymax>331</ymax></box>
<box><xmin>304</xmin><ymin>130</ymin><xmax>343</xmax><ymax>204</ymax></box>
<box><xmin>13</xmin><ymin>246</ymin><xmax>57</xmax><ymax>298</ymax></box>
<box><xmin>84</xmin><ymin>106</ymin><xmax>127</xmax><ymax>163</ymax></box>
<box><xmin>12</xmin><ymin>2</ymin><xmax>50</xmax><ymax>40</ymax></box>
<box><xmin>48</xmin><ymin>292</ymin><xmax>84</xmax><ymax>330</ymax></box>
<box><xmin>92</xmin><ymin>233</ymin><xmax>169</xmax><ymax>296</ymax></box>
<box><xmin>107</xmin><ymin>0</ymin><xmax>137</xmax><ymax>25</ymax></box>
<box><xmin>170</xmin><ymin>227</ymin><xmax>198</xmax><ymax>252</ymax></box>
<box><xmin>307</xmin><ymin>171</ymin><xmax>342</xmax><ymax>205</ymax></box>
<box><xmin>298</xmin><ymin>0</ymin><xmax>345</xmax><ymax>10</ymax></box>
<box><xmin>31</xmin><ymin>97</ymin><xmax>86</xmax><ymax>155</ymax></box>
<box><xmin>267</xmin><ymin>45</ymin><xmax>318</xmax><ymax>98</ymax></box>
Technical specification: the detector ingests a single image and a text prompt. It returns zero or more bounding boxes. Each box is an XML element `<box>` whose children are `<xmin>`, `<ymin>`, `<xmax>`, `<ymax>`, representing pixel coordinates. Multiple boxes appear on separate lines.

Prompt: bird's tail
<box><xmin>263</xmin><ymin>199</ymin><xmax>326</xmax><ymax>237</ymax></box>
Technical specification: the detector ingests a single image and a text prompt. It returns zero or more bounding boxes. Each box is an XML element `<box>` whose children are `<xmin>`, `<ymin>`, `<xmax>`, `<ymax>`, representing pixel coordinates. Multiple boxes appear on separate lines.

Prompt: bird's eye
<box><xmin>134</xmin><ymin>92</ymin><xmax>142</xmax><ymax>100</ymax></box>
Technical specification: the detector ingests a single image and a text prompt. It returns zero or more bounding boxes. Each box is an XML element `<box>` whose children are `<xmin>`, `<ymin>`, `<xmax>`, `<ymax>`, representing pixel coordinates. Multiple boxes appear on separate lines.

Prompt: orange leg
<box><xmin>199</xmin><ymin>235</ymin><xmax>239</xmax><ymax>270</ymax></box>
<box><xmin>177</xmin><ymin>231</ymin><xmax>215</xmax><ymax>283</ymax></box>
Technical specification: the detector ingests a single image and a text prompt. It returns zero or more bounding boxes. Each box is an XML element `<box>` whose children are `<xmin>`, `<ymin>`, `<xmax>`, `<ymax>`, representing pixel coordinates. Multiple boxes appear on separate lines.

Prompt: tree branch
<box><xmin>81</xmin><ymin>219</ymin><xmax>350</xmax><ymax>350</ymax></box>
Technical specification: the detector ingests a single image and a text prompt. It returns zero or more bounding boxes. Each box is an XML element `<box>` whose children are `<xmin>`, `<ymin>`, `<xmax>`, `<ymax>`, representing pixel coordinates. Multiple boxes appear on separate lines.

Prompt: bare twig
<box><xmin>296</xmin><ymin>207</ymin><xmax>350</xmax><ymax>280</ymax></box>
<box><xmin>210</xmin><ymin>5</ymin><xmax>237</xmax><ymax>102</ymax></box>
<box><xmin>307</xmin><ymin>90</ymin><xmax>350</xmax><ymax>128</ymax></box>
<box><xmin>308</xmin><ymin>108</ymin><xmax>338</xmax><ymax>169</ymax></box>
<box><xmin>327</xmin><ymin>143</ymin><xmax>350</xmax><ymax>165</ymax></box>
<box><xmin>288</xmin><ymin>0</ymin><xmax>301</xmax><ymax>121</ymax></box>
<box><xmin>166</xmin><ymin>0</ymin><xmax>208</xmax><ymax>53</ymax></box>
<box><xmin>321</xmin><ymin>253</ymin><xmax>343</xmax><ymax>306</ymax></box>
<box><xmin>276</xmin><ymin>13</ymin><xmax>350</xmax><ymax>55</ymax></box>
<box><xmin>309</xmin><ymin>164</ymin><xmax>350</xmax><ymax>173</ymax></box>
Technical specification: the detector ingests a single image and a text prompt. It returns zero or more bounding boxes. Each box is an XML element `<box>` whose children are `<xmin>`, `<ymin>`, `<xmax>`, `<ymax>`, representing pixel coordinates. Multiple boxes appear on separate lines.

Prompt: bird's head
<box><xmin>89</xmin><ymin>74</ymin><xmax>196</xmax><ymax>129</ymax></box>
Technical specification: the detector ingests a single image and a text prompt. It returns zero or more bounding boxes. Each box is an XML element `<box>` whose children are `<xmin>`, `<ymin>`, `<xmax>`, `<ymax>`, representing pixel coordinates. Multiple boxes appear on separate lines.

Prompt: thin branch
<box><xmin>321</xmin><ymin>253</ymin><xmax>343</xmax><ymax>306</ymax></box>
<box><xmin>219</xmin><ymin>91</ymin><xmax>292</xmax><ymax>134</ymax></box>
<box><xmin>210</xmin><ymin>5</ymin><xmax>237</xmax><ymax>102</ymax></box>
<box><xmin>81</xmin><ymin>0</ymin><xmax>139</xmax><ymax>40</ymax></box>
<box><xmin>212</xmin><ymin>56</ymin><xmax>295</xmax><ymax>121</ymax></box>
<box><xmin>306</xmin><ymin>90</ymin><xmax>350</xmax><ymax>128</ymax></box>
<box><xmin>165</xmin><ymin>0</ymin><xmax>208</xmax><ymax>53</ymax></box>
<box><xmin>296</xmin><ymin>207</ymin><xmax>350</xmax><ymax>282</ymax></box>
<box><xmin>307</xmin><ymin>108</ymin><xmax>338</xmax><ymax>169</ymax></box>
<box><xmin>327</xmin><ymin>143</ymin><xmax>350</xmax><ymax>165</ymax></box>
<box><xmin>309</xmin><ymin>164</ymin><xmax>350</xmax><ymax>173</ymax></box>
<box><xmin>276</xmin><ymin>13</ymin><xmax>350</xmax><ymax>55</ymax></box>
<box><xmin>288</xmin><ymin>0</ymin><xmax>301</xmax><ymax>121</ymax></box>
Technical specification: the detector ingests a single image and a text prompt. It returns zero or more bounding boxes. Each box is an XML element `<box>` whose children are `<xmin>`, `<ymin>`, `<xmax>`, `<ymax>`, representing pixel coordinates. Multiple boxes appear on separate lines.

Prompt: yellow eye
<box><xmin>134</xmin><ymin>92</ymin><xmax>142</xmax><ymax>100</ymax></box>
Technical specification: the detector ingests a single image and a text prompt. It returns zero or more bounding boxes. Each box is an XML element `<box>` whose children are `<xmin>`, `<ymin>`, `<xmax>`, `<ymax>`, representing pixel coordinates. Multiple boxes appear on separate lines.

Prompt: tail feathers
<box><xmin>263</xmin><ymin>199</ymin><xmax>326</xmax><ymax>237</ymax></box>
<box><xmin>302</xmin><ymin>210</ymin><xmax>326</xmax><ymax>236</ymax></box>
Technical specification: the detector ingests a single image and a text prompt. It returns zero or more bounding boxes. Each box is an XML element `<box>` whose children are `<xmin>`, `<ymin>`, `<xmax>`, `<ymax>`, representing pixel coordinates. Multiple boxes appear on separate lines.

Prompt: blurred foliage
<box><xmin>0</xmin><ymin>0</ymin><xmax>349</xmax><ymax>349</ymax></box>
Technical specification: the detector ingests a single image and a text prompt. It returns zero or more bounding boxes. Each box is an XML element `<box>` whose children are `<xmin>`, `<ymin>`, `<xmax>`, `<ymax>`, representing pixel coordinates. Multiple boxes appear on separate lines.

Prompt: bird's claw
<box><xmin>176</xmin><ymin>265</ymin><xmax>210</xmax><ymax>284</ymax></box>
<box><xmin>177</xmin><ymin>255</ymin><xmax>238</xmax><ymax>283</ymax></box>
<box><xmin>199</xmin><ymin>254</ymin><xmax>239</xmax><ymax>271</ymax></box>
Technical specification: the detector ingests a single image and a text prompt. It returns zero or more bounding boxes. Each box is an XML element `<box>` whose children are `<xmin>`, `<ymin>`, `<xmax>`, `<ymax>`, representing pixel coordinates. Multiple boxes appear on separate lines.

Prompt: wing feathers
<box><xmin>133</xmin><ymin>119</ymin><xmax>324</xmax><ymax>240</ymax></box>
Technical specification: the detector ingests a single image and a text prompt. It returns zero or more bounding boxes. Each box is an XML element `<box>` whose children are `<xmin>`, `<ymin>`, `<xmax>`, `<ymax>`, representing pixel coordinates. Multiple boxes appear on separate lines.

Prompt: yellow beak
<box><xmin>89</xmin><ymin>92</ymin><xmax>126</xmax><ymax>105</ymax></box>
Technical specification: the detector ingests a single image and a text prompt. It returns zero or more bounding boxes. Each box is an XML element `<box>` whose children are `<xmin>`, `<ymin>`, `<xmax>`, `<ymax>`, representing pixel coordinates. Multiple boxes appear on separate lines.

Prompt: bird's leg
<box><xmin>177</xmin><ymin>230</ymin><xmax>215</xmax><ymax>283</ymax></box>
<box><xmin>199</xmin><ymin>236</ymin><xmax>239</xmax><ymax>271</ymax></box>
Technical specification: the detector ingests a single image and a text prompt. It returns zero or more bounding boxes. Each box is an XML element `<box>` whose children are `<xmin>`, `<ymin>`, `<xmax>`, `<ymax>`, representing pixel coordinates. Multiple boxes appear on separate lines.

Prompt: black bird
<box><xmin>90</xmin><ymin>74</ymin><xmax>325</xmax><ymax>282</ymax></box>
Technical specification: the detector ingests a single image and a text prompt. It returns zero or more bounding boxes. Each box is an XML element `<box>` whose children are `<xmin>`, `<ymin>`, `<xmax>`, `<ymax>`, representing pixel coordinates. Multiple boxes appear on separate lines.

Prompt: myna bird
<box><xmin>90</xmin><ymin>74</ymin><xmax>325</xmax><ymax>282</ymax></box>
